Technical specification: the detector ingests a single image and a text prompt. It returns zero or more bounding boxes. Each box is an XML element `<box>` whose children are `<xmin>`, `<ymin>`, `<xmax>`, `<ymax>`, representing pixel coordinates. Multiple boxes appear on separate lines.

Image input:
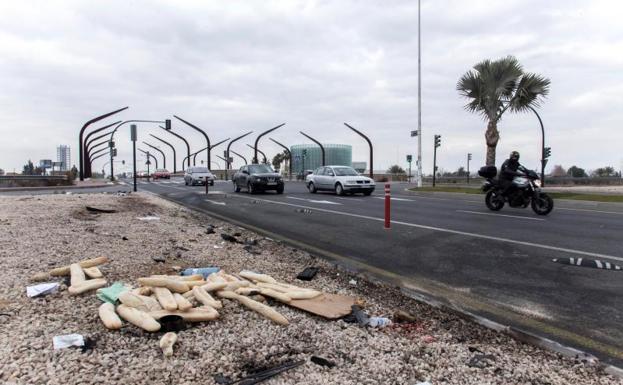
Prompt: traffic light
<box><xmin>112</xmin><ymin>148</ymin><xmax>117</xmax><ymax>157</ymax></box>
<box><xmin>165</xmin><ymin>119</ymin><xmax>172</xmax><ymax>130</ymax></box>
<box><xmin>121</xmin><ymin>160</ymin><xmax>125</xmax><ymax>165</ymax></box>
<box><xmin>434</xmin><ymin>135</ymin><xmax>441</xmax><ymax>148</ymax></box>
<box><xmin>544</xmin><ymin>147</ymin><xmax>551</xmax><ymax>159</ymax></box>
<box><xmin>468</xmin><ymin>153</ymin><xmax>472</xmax><ymax>161</ymax></box>
<box><xmin>109</xmin><ymin>140</ymin><xmax>115</xmax><ymax>148</ymax></box>
<box><xmin>406</xmin><ymin>155</ymin><xmax>413</xmax><ymax>163</ymax></box>
<box><xmin>302</xmin><ymin>149</ymin><xmax>307</xmax><ymax>156</ymax></box>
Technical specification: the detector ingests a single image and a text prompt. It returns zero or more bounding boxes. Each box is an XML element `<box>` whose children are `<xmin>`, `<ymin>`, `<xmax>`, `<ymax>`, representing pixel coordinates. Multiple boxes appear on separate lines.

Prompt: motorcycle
<box><xmin>478</xmin><ymin>166</ymin><xmax>554</xmax><ymax>216</ymax></box>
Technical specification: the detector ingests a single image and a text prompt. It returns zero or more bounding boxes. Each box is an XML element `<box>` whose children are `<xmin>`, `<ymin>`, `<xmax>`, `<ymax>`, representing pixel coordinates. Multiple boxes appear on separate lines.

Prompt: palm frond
<box><xmin>509</xmin><ymin>72</ymin><xmax>551</xmax><ymax>112</ymax></box>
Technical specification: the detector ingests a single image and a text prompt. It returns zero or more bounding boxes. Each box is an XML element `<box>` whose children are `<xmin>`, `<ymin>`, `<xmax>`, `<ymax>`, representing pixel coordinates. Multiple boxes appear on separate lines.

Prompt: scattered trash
<box><xmin>467</xmin><ymin>353</ymin><xmax>496</xmax><ymax>368</ymax></box>
<box><xmin>220</xmin><ymin>233</ymin><xmax>239</xmax><ymax>243</ymax></box>
<box><xmin>159</xmin><ymin>332</ymin><xmax>178</xmax><ymax>357</ymax></box>
<box><xmin>233</xmin><ymin>232</ymin><xmax>242</xmax><ymax>237</ymax></box>
<box><xmin>81</xmin><ymin>336</ymin><xmax>97</xmax><ymax>353</ymax></box>
<box><xmin>137</xmin><ymin>216</ymin><xmax>160</xmax><ymax>221</ymax></box>
<box><xmin>214</xmin><ymin>245</ymin><xmax>223</xmax><ymax>249</ymax></box>
<box><xmin>30</xmin><ymin>272</ymin><xmax>50</xmax><ymax>282</ymax></box>
<box><xmin>552</xmin><ymin>257</ymin><xmax>621</xmax><ymax>271</ymax></box>
<box><xmin>53</xmin><ymin>334</ymin><xmax>85</xmax><ymax>350</ymax></box>
<box><xmin>96</xmin><ymin>282</ymin><xmax>129</xmax><ymax>304</ymax></box>
<box><xmin>151</xmin><ymin>255</ymin><xmax>166</xmax><ymax>263</ymax></box>
<box><xmin>244</xmin><ymin>239</ymin><xmax>259</xmax><ymax>246</ymax></box>
<box><xmin>343</xmin><ymin>305</ymin><xmax>369</xmax><ymax>326</ymax></box>
<box><xmin>86</xmin><ymin>206</ymin><xmax>117</xmax><ymax>214</ymax></box>
<box><xmin>205</xmin><ymin>226</ymin><xmax>216</xmax><ymax>234</ymax></box>
<box><xmin>27</xmin><ymin>282</ymin><xmax>60</xmax><ymax>298</ymax></box>
<box><xmin>243</xmin><ymin>245</ymin><xmax>262</xmax><ymax>255</ymax></box>
<box><xmin>310</xmin><ymin>356</ymin><xmax>336</xmax><ymax>368</ymax></box>
<box><xmin>348</xmin><ymin>279</ymin><xmax>357</xmax><ymax>286</ymax></box>
<box><xmin>393</xmin><ymin>310</ymin><xmax>417</xmax><ymax>323</ymax></box>
<box><xmin>220</xmin><ymin>360</ymin><xmax>305</xmax><ymax>385</ymax></box>
<box><xmin>368</xmin><ymin>317</ymin><xmax>392</xmax><ymax>328</ymax></box>
<box><xmin>160</xmin><ymin>315</ymin><xmax>186</xmax><ymax>333</ymax></box>
<box><xmin>181</xmin><ymin>267</ymin><xmax>219</xmax><ymax>279</ymax></box>
<box><xmin>296</xmin><ymin>267</ymin><xmax>319</xmax><ymax>281</ymax></box>
<box><xmin>121</xmin><ymin>236</ymin><xmax>129</xmax><ymax>241</ymax></box>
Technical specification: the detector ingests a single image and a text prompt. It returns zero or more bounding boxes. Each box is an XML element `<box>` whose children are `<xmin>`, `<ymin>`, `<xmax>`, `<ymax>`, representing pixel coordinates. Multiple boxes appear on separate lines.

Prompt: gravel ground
<box><xmin>0</xmin><ymin>192</ymin><xmax>620</xmax><ymax>385</ymax></box>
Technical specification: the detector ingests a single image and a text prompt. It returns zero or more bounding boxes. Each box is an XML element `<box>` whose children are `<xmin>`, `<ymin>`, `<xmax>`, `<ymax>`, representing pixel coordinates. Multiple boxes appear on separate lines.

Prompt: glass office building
<box><xmin>290</xmin><ymin>144</ymin><xmax>352</xmax><ymax>174</ymax></box>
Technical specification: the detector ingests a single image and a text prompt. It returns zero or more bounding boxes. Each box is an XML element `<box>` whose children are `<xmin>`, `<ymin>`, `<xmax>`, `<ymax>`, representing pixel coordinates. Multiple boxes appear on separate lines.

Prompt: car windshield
<box><xmin>333</xmin><ymin>167</ymin><xmax>359</xmax><ymax>176</ymax></box>
<box><xmin>248</xmin><ymin>164</ymin><xmax>274</xmax><ymax>174</ymax></box>
<box><xmin>193</xmin><ymin>167</ymin><xmax>209</xmax><ymax>173</ymax></box>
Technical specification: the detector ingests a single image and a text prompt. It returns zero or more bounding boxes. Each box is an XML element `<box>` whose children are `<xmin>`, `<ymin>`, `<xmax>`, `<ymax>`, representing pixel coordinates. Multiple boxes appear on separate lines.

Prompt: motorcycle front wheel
<box><xmin>485</xmin><ymin>190</ymin><xmax>504</xmax><ymax>211</ymax></box>
<box><xmin>531</xmin><ymin>193</ymin><xmax>554</xmax><ymax>215</ymax></box>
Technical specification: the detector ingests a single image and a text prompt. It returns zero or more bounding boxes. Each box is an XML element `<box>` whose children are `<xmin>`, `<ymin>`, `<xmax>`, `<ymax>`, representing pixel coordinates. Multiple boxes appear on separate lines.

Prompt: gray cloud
<box><xmin>0</xmin><ymin>0</ymin><xmax>621</xmax><ymax>175</ymax></box>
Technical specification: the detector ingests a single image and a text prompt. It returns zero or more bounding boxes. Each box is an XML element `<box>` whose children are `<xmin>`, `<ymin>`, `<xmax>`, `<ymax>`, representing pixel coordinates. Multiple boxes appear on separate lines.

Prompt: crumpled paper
<box><xmin>27</xmin><ymin>282</ymin><xmax>60</xmax><ymax>298</ymax></box>
<box><xmin>53</xmin><ymin>334</ymin><xmax>85</xmax><ymax>350</ymax></box>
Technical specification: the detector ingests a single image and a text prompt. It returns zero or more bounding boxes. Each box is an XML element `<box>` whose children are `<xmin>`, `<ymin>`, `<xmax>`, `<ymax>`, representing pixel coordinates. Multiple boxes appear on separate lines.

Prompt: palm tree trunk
<box><xmin>485</xmin><ymin>120</ymin><xmax>499</xmax><ymax>166</ymax></box>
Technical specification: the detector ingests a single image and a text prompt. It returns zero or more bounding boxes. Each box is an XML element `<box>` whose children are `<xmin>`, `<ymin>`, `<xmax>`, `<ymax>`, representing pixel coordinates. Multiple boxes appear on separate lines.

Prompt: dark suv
<box><xmin>233</xmin><ymin>164</ymin><xmax>284</xmax><ymax>194</ymax></box>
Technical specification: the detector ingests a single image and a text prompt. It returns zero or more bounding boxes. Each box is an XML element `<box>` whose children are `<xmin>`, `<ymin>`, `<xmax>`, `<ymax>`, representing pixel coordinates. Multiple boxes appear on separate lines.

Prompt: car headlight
<box><xmin>534</xmin><ymin>179</ymin><xmax>542</xmax><ymax>187</ymax></box>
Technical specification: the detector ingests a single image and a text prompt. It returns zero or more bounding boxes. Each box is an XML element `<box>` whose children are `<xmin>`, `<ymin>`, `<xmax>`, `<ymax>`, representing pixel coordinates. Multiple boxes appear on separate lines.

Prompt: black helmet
<box><xmin>510</xmin><ymin>151</ymin><xmax>520</xmax><ymax>161</ymax></box>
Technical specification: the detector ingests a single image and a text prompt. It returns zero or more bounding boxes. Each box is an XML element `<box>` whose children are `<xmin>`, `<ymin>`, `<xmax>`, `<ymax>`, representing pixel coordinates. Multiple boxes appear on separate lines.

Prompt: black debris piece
<box><xmin>205</xmin><ymin>226</ymin><xmax>216</xmax><ymax>234</ymax></box>
<box><xmin>467</xmin><ymin>353</ymin><xmax>495</xmax><ymax>369</ymax></box>
<box><xmin>232</xmin><ymin>360</ymin><xmax>305</xmax><ymax>385</ymax></box>
<box><xmin>159</xmin><ymin>315</ymin><xmax>186</xmax><ymax>333</ymax></box>
<box><xmin>233</xmin><ymin>232</ymin><xmax>242</xmax><ymax>237</ymax></box>
<box><xmin>552</xmin><ymin>257</ymin><xmax>622</xmax><ymax>271</ymax></box>
<box><xmin>151</xmin><ymin>255</ymin><xmax>166</xmax><ymax>263</ymax></box>
<box><xmin>213</xmin><ymin>374</ymin><xmax>233</xmax><ymax>384</ymax></box>
<box><xmin>80</xmin><ymin>336</ymin><xmax>98</xmax><ymax>353</ymax></box>
<box><xmin>296</xmin><ymin>267</ymin><xmax>319</xmax><ymax>281</ymax></box>
<box><xmin>221</xmin><ymin>233</ymin><xmax>240</xmax><ymax>243</ymax></box>
<box><xmin>342</xmin><ymin>305</ymin><xmax>369</xmax><ymax>326</ymax></box>
<box><xmin>121</xmin><ymin>236</ymin><xmax>128</xmax><ymax>241</ymax></box>
<box><xmin>310</xmin><ymin>356</ymin><xmax>336</xmax><ymax>368</ymax></box>
<box><xmin>243</xmin><ymin>245</ymin><xmax>262</xmax><ymax>255</ymax></box>
<box><xmin>86</xmin><ymin>206</ymin><xmax>117</xmax><ymax>214</ymax></box>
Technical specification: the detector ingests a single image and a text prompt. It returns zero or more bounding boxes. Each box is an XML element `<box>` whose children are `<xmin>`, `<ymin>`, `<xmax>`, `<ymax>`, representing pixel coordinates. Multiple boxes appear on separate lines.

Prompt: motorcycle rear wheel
<box><xmin>485</xmin><ymin>190</ymin><xmax>504</xmax><ymax>211</ymax></box>
<box><xmin>531</xmin><ymin>193</ymin><xmax>554</xmax><ymax>215</ymax></box>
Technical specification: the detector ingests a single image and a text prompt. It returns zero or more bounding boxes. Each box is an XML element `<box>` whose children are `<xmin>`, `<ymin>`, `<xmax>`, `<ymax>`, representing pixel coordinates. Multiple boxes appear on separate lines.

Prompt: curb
<box><xmin>144</xmin><ymin>190</ymin><xmax>623</xmax><ymax>379</ymax></box>
<box><xmin>0</xmin><ymin>183</ymin><xmax>113</xmax><ymax>193</ymax></box>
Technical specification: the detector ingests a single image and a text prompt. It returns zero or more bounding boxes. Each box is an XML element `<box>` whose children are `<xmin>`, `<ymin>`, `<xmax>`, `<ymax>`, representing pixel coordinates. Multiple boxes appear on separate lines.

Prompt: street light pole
<box><xmin>253</xmin><ymin>123</ymin><xmax>285</xmax><ymax>164</ymax></box>
<box><xmin>416</xmin><ymin>0</ymin><xmax>423</xmax><ymax>188</ymax></box>
<box><xmin>149</xmin><ymin>134</ymin><xmax>177</xmax><ymax>174</ymax></box>
<box><xmin>467</xmin><ymin>153</ymin><xmax>472</xmax><ymax>185</ymax></box>
<box><xmin>344</xmin><ymin>122</ymin><xmax>373</xmax><ymax>179</ymax></box>
<box><xmin>300</xmin><ymin>131</ymin><xmax>325</xmax><ymax>166</ymax></box>
<box><xmin>225</xmin><ymin>131</ymin><xmax>253</xmax><ymax>181</ymax></box>
<box><xmin>143</xmin><ymin>142</ymin><xmax>166</xmax><ymax>170</ymax></box>
<box><xmin>230</xmin><ymin>150</ymin><xmax>247</xmax><ymax>165</ymax></box>
<box><xmin>159</xmin><ymin>125</ymin><xmax>191</xmax><ymax>170</ymax></box>
<box><xmin>269</xmin><ymin>138</ymin><xmax>292</xmax><ymax>180</ymax></box>
<box><xmin>246</xmin><ymin>144</ymin><xmax>267</xmax><ymax>164</ymax></box>
<box><xmin>527</xmin><ymin>105</ymin><xmax>547</xmax><ymax>187</ymax></box>
<box><xmin>174</xmin><ymin>116</ymin><xmax>211</xmax><ymax>169</ymax></box>
<box><xmin>79</xmin><ymin>107</ymin><xmax>128</xmax><ymax>181</ymax></box>
<box><xmin>192</xmin><ymin>137</ymin><xmax>230</xmax><ymax>166</ymax></box>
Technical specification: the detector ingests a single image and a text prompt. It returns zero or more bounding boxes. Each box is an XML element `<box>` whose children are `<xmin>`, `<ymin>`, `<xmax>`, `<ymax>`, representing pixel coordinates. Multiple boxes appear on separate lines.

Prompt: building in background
<box><xmin>56</xmin><ymin>145</ymin><xmax>71</xmax><ymax>171</ymax></box>
<box><xmin>290</xmin><ymin>144</ymin><xmax>352</xmax><ymax>174</ymax></box>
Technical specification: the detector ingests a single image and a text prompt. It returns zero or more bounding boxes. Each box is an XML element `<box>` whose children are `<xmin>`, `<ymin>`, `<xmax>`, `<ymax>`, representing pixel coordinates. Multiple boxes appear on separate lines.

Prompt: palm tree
<box><xmin>457</xmin><ymin>56</ymin><xmax>550</xmax><ymax>166</ymax></box>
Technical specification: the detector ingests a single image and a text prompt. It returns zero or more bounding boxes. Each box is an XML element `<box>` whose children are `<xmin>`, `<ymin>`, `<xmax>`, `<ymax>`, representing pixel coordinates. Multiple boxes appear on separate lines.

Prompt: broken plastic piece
<box><xmin>53</xmin><ymin>334</ymin><xmax>85</xmax><ymax>350</ymax></box>
<box><xmin>310</xmin><ymin>356</ymin><xmax>336</xmax><ymax>368</ymax></box>
<box><xmin>296</xmin><ymin>267</ymin><xmax>319</xmax><ymax>281</ymax></box>
<box><xmin>181</xmin><ymin>267</ymin><xmax>219</xmax><ymax>279</ymax></box>
<box><xmin>27</xmin><ymin>282</ymin><xmax>60</xmax><ymax>298</ymax></box>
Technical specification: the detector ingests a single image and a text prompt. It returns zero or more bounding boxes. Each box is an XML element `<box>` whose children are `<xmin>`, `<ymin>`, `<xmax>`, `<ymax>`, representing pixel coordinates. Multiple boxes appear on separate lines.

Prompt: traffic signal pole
<box><xmin>433</xmin><ymin>135</ymin><xmax>441</xmax><ymax>187</ymax></box>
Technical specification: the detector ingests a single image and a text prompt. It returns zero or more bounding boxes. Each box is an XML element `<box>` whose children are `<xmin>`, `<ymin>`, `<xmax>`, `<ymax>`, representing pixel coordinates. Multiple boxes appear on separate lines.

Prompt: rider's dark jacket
<box><xmin>500</xmin><ymin>159</ymin><xmax>524</xmax><ymax>181</ymax></box>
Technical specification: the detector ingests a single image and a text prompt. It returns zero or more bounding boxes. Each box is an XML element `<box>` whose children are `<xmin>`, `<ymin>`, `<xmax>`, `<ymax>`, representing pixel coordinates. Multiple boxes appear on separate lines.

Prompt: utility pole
<box><xmin>131</xmin><ymin>124</ymin><xmax>137</xmax><ymax>192</ymax></box>
<box><xmin>467</xmin><ymin>153</ymin><xmax>472</xmax><ymax>185</ymax></box>
<box><xmin>416</xmin><ymin>0</ymin><xmax>423</xmax><ymax>188</ymax></box>
<box><xmin>433</xmin><ymin>135</ymin><xmax>441</xmax><ymax>187</ymax></box>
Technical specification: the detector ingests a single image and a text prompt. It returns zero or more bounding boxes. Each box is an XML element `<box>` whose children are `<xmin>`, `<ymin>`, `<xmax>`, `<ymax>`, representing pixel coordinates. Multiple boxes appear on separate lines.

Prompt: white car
<box><xmin>184</xmin><ymin>166</ymin><xmax>215</xmax><ymax>186</ymax></box>
<box><xmin>305</xmin><ymin>165</ymin><xmax>375</xmax><ymax>196</ymax></box>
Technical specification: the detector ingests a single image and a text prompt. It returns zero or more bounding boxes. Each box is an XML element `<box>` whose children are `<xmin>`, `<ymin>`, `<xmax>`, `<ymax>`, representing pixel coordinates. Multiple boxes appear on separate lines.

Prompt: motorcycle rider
<box><xmin>500</xmin><ymin>151</ymin><xmax>526</xmax><ymax>196</ymax></box>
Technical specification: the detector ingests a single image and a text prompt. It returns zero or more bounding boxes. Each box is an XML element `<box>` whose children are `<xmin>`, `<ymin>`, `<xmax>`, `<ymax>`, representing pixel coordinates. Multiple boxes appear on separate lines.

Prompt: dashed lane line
<box><xmin>456</xmin><ymin>210</ymin><xmax>545</xmax><ymax>221</ymax></box>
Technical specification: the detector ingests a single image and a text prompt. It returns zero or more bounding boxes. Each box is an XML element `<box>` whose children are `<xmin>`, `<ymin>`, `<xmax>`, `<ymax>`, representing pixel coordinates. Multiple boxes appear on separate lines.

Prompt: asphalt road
<box><xmin>5</xmin><ymin>178</ymin><xmax>623</xmax><ymax>366</ymax></box>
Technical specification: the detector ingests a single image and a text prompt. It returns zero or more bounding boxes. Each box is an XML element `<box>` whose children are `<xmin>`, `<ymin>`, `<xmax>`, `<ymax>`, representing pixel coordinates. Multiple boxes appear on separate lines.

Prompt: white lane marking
<box><xmin>287</xmin><ymin>196</ymin><xmax>341</xmax><ymax>205</ymax></box>
<box><xmin>557</xmin><ymin>207</ymin><xmax>623</xmax><ymax>216</ymax></box>
<box><xmin>206</xmin><ymin>200</ymin><xmax>226</xmax><ymax>206</ymax></box>
<box><xmin>334</xmin><ymin>196</ymin><xmax>364</xmax><ymax>202</ymax></box>
<box><xmin>374</xmin><ymin>196</ymin><xmax>415</xmax><ymax>202</ymax></box>
<box><xmin>227</xmin><ymin>194</ymin><xmax>623</xmax><ymax>263</ymax></box>
<box><xmin>456</xmin><ymin>210</ymin><xmax>545</xmax><ymax>221</ymax></box>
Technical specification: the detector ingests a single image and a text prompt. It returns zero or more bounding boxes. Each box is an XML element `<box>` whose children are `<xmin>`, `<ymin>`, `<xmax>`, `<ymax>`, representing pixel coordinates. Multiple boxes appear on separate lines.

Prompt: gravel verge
<box><xmin>0</xmin><ymin>192</ymin><xmax>620</xmax><ymax>385</ymax></box>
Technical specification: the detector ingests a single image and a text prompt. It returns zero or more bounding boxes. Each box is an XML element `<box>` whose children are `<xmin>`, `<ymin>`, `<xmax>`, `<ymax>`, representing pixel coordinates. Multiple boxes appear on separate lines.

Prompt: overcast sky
<box><xmin>1</xmin><ymin>0</ymin><xmax>621</xmax><ymax>175</ymax></box>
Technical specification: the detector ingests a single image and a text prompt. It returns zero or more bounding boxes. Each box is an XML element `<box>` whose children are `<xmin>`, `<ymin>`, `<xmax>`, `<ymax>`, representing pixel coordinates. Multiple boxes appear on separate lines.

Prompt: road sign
<box><xmin>406</xmin><ymin>155</ymin><xmax>412</xmax><ymax>162</ymax></box>
<box><xmin>411</xmin><ymin>130</ymin><xmax>418</xmax><ymax>137</ymax></box>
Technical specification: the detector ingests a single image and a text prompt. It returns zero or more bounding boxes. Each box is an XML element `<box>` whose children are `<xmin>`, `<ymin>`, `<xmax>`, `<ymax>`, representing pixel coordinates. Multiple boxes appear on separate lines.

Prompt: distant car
<box><xmin>136</xmin><ymin>171</ymin><xmax>148</xmax><ymax>178</ymax></box>
<box><xmin>184</xmin><ymin>166</ymin><xmax>215</xmax><ymax>186</ymax></box>
<box><xmin>153</xmin><ymin>169</ymin><xmax>170</xmax><ymax>180</ymax></box>
<box><xmin>306</xmin><ymin>166</ymin><xmax>375</xmax><ymax>196</ymax></box>
<box><xmin>233</xmin><ymin>164</ymin><xmax>284</xmax><ymax>194</ymax></box>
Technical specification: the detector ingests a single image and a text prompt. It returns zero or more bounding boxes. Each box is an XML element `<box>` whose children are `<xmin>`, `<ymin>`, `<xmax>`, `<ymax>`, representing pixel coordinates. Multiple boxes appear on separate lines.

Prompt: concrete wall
<box><xmin>0</xmin><ymin>175</ymin><xmax>71</xmax><ymax>187</ymax></box>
